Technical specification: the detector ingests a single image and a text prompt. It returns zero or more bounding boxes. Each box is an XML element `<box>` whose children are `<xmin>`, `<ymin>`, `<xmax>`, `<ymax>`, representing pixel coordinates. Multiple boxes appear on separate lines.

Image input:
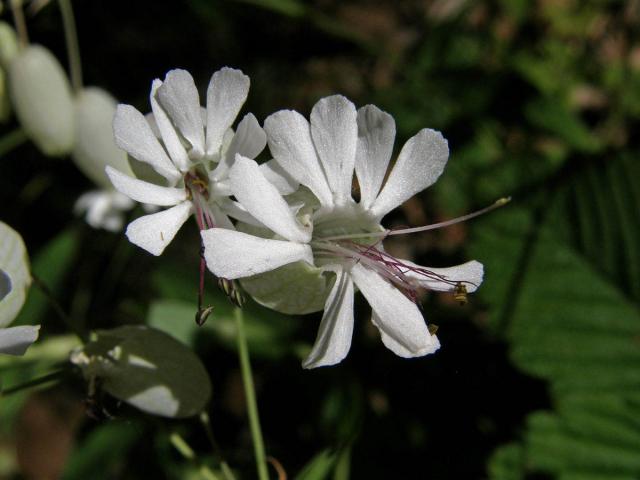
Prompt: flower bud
<box><xmin>0</xmin><ymin>21</ymin><xmax>18</xmax><ymax>67</ymax></box>
<box><xmin>8</xmin><ymin>44</ymin><xmax>74</xmax><ymax>156</ymax></box>
<box><xmin>72</xmin><ymin>87</ymin><xmax>132</xmax><ymax>188</ymax></box>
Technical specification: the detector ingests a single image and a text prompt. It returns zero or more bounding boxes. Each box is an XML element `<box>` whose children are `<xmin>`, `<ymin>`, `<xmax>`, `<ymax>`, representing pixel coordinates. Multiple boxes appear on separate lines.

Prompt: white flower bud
<box><xmin>8</xmin><ymin>44</ymin><xmax>74</xmax><ymax>156</ymax></box>
<box><xmin>72</xmin><ymin>87</ymin><xmax>132</xmax><ymax>188</ymax></box>
<box><xmin>0</xmin><ymin>21</ymin><xmax>18</xmax><ymax>67</ymax></box>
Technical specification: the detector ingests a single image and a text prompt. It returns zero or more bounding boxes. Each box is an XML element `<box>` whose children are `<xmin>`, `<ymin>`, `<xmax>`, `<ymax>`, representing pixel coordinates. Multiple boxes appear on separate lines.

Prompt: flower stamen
<box><xmin>319</xmin><ymin>197</ymin><xmax>511</xmax><ymax>242</ymax></box>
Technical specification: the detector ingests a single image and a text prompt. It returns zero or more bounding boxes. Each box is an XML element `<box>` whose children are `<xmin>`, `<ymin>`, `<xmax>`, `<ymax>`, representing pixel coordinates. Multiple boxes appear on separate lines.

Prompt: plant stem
<box><xmin>234</xmin><ymin>307</ymin><xmax>269</xmax><ymax>480</ymax></box>
<box><xmin>31</xmin><ymin>273</ymin><xmax>86</xmax><ymax>342</ymax></box>
<box><xmin>200</xmin><ymin>412</ymin><xmax>237</xmax><ymax>480</ymax></box>
<box><xmin>9</xmin><ymin>0</ymin><xmax>29</xmax><ymax>47</ymax></box>
<box><xmin>57</xmin><ymin>0</ymin><xmax>82</xmax><ymax>92</ymax></box>
<box><xmin>1</xmin><ymin>369</ymin><xmax>65</xmax><ymax>396</ymax></box>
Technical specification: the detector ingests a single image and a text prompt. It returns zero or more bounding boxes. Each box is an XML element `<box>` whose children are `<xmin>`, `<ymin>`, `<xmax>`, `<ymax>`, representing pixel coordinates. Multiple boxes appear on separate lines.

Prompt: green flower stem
<box><xmin>0</xmin><ymin>129</ymin><xmax>28</xmax><ymax>158</ymax></box>
<box><xmin>1</xmin><ymin>369</ymin><xmax>65</xmax><ymax>396</ymax></box>
<box><xmin>57</xmin><ymin>0</ymin><xmax>83</xmax><ymax>92</ymax></box>
<box><xmin>234</xmin><ymin>307</ymin><xmax>269</xmax><ymax>480</ymax></box>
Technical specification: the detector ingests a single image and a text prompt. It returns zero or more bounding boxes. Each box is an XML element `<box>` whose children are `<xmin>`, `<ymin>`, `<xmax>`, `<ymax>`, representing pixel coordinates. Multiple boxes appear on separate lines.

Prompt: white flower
<box><xmin>201</xmin><ymin>95</ymin><xmax>484</xmax><ymax>368</ymax></box>
<box><xmin>74</xmin><ymin>190</ymin><xmax>134</xmax><ymax>232</ymax></box>
<box><xmin>106</xmin><ymin>67</ymin><xmax>274</xmax><ymax>255</ymax></box>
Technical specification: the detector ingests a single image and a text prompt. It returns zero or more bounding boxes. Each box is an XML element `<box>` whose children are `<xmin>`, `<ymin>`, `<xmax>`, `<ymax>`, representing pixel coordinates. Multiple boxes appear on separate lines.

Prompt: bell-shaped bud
<box><xmin>8</xmin><ymin>44</ymin><xmax>74</xmax><ymax>156</ymax></box>
<box><xmin>0</xmin><ymin>22</ymin><xmax>18</xmax><ymax>123</ymax></box>
<box><xmin>72</xmin><ymin>87</ymin><xmax>132</xmax><ymax>189</ymax></box>
<box><xmin>0</xmin><ymin>21</ymin><xmax>18</xmax><ymax>67</ymax></box>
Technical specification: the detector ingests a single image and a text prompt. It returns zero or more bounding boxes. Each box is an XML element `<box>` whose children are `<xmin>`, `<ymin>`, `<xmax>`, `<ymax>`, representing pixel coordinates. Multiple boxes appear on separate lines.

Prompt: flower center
<box><xmin>185</xmin><ymin>170</ymin><xmax>216</xmax><ymax>230</ymax></box>
<box><xmin>307</xmin><ymin>199</ymin><xmax>507</xmax><ymax>303</ymax></box>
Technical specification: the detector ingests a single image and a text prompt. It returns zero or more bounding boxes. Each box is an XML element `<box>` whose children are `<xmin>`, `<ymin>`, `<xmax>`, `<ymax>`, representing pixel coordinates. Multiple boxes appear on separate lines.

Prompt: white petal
<box><xmin>213</xmin><ymin>113</ymin><xmax>266</xmax><ymax>181</ymax></box>
<box><xmin>370</xmin><ymin>129</ymin><xmax>449</xmax><ymax>219</ymax></box>
<box><xmin>201</xmin><ymin>229</ymin><xmax>313</xmax><ymax>279</ymax></box>
<box><xmin>226</xmin><ymin>113</ymin><xmax>266</xmax><ymax>160</ymax></box>
<box><xmin>157</xmin><ymin>69</ymin><xmax>205</xmax><ymax>157</ymax></box>
<box><xmin>217</xmin><ymin>198</ymin><xmax>263</xmax><ymax>228</ymax></box>
<box><xmin>264</xmin><ymin>109</ymin><xmax>333</xmax><ymax>207</ymax></box>
<box><xmin>310</xmin><ymin>95</ymin><xmax>357</xmax><ymax>203</ymax></box>
<box><xmin>350</xmin><ymin>263</ymin><xmax>439</xmax><ymax>358</ymax></box>
<box><xmin>145</xmin><ymin>112</ymin><xmax>161</xmax><ymax>138</ymax></box>
<box><xmin>303</xmin><ymin>268</ymin><xmax>354</xmax><ymax>369</ymax></box>
<box><xmin>260</xmin><ymin>159</ymin><xmax>299</xmax><ymax>195</ymax></box>
<box><xmin>106</xmin><ymin>166</ymin><xmax>187</xmax><ymax>206</ymax></box>
<box><xmin>229</xmin><ymin>155</ymin><xmax>311</xmax><ymax>243</ymax></box>
<box><xmin>126</xmin><ymin>202</ymin><xmax>192</xmax><ymax>256</ymax></box>
<box><xmin>205</xmin><ymin>67</ymin><xmax>250</xmax><ymax>157</ymax></box>
<box><xmin>400</xmin><ymin>259</ymin><xmax>484</xmax><ymax>293</ymax></box>
<box><xmin>355</xmin><ymin>105</ymin><xmax>396</xmax><ymax>209</ymax></box>
<box><xmin>150</xmin><ymin>79</ymin><xmax>191</xmax><ymax>171</ymax></box>
<box><xmin>371</xmin><ymin>312</ymin><xmax>440</xmax><ymax>358</ymax></box>
<box><xmin>0</xmin><ymin>325</ymin><xmax>40</xmax><ymax>355</ymax></box>
<box><xmin>113</xmin><ymin>104</ymin><xmax>180</xmax><ymax>183</ymax></box>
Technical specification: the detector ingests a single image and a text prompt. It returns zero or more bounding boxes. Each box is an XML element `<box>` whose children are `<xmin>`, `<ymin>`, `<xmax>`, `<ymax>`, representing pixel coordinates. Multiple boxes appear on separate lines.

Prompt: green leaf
<box><xmin>480</xmin><ymin>158</ymin><xmax>640</xmax><ymax>478</ymax></box>
<box><xmin>487</xmin><ymin>443</ymin><xmax>524</xmax><ymax>480</ymax></box>
<box><xmin>524</xmin><ymin>98</ymin><xmax>602</xmax><ymax>153</ymax></box>
<box><xmin>0</xmin><ymin>221</ymin><xmax>30</xmax><ymax>327</ymax></box>
<box><xmin>72</xmin><ymin>326</ymin><xmax>212</xmax><ymax>418</ymax></box>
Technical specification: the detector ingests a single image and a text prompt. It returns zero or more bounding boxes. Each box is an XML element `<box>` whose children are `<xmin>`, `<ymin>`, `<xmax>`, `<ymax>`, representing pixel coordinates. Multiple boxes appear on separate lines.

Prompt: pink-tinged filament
<box><xmin>312</xmin><ymin>238</ymin><xmax>478</xmax><ymax>304</ymax></box>
<box><xmin>185</xmin><ymin>172</ymin><xmax>218</xmax><ymax>325</ymax></box>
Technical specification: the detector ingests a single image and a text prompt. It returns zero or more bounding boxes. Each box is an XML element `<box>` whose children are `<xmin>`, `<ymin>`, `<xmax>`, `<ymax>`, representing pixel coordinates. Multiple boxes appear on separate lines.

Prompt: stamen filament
<box><xmin>320</xmin><ymin>197</ymin><xmax>511</xmax><ymax>242</ymax></box>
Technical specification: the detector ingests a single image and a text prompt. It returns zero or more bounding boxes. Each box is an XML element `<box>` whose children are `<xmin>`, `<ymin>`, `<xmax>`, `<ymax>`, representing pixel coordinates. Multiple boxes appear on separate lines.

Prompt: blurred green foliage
<box><xmin>1</xmin><ymin>0</ymin><xmax>639</xmax><ymax>478</ymax></box>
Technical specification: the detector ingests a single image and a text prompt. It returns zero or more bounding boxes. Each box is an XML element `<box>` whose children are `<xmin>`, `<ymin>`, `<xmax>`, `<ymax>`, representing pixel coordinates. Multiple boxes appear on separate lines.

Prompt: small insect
<box><xmin>428</xmin><ymin>324</ymin><xmax>439</xmax><ymax>335</ymax></box>
<box><xmin>453</xmin><ymin>282</ymin><xmax>468</xmax><ymax>306</ymax></box>
<box><xmin>160</xmin><ymin>231</ymin><xmax>165</xmax><ymax>241</ymax></box>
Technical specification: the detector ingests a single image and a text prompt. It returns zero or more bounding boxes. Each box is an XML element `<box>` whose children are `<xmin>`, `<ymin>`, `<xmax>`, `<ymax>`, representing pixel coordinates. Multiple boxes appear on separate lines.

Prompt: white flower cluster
<box><xmin>107</xmin><ymin>67</ymin><xmax>485</xmax><ymax>369</ymax></box>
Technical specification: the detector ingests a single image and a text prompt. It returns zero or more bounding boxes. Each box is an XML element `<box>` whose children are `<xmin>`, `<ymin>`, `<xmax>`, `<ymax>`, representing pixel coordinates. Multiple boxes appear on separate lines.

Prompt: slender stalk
<box><xmin>31</xmin><ymin>273</ymin><xmax>86</xmax><ymax>341</ymax></box>
<box><xmin>321</xmin><ymin>197</ymin><xmax>512</xmax><ymax>241</ymax></box>
<box><xmin>1</xmin><ymin>369</ymin><xmax>65</xmax><ymax>396</ymax></box>
<box><xmin>200</xmin><ymin>412</ymin><xmax>237</xmax><ymax>480</ymax></box>
<box><xmin>10</xmin><ymin>0</ymin><xmax>29</xmax><ymax>47</ymax></box>
<box><xmin>170</xmin><ymin>432</ymin><xmax>222</xmax><ymax>480</ymax></box>
<box><xmin>0</xmin><ymin>129</ymin><xmax>28</xmax><ymax>158</ymax></box>
<box><xmin>57</xmin><ymin>0</ymin><xmax>83</xmax><ymax>92</ymax></box>
<box><xmin>234</xmin><ymin>307</ymin><xmax>269</xmax><ymax>480</ymax></box>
